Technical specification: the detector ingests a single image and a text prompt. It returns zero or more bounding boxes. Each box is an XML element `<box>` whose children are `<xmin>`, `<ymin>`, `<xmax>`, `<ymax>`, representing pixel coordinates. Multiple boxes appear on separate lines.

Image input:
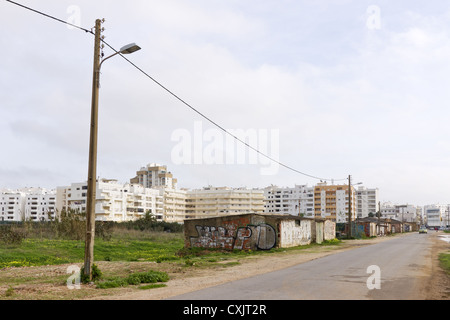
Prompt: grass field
<box><xmin>440</xmin><ymin>252</ymin><xmax>450</xmax><ymax>275</ymax></box>
<box><xmin>0</xmin><ymin>227</ymin><xmax>344</xmax><ymax>299</ymax></box>
<box><xmin>0</xmin><ymin>230</ymin><xmax>184</xmax><ymax>269</ymax></box>
<box><xmin>0</xmin><ymin>226</ymin><xmax>343</xmax><ymax>270</ymax></box>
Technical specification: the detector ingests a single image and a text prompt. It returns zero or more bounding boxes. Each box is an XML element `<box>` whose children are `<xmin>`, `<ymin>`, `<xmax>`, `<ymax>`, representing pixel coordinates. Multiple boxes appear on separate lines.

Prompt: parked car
<box><xmin>419</xmin><ymin>227</ymin><xmax>428</xmax><ymax>234</ymax></box>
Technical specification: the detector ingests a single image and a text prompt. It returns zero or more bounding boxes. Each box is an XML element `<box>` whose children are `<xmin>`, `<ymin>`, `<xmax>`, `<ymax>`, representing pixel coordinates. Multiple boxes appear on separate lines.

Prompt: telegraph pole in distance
<box><xmin>84</xmin><ymin>18</ymin><xmax>102</xmax><ymax>281</ymax></box>
<box><xmin>348</xmin><ymin>175</ymin><xmax>352</xmax><ymax>239</ymax></box>
<box><xmin>377</xmin><ymin>201</ymin><xmax>381</xmax><ymax>236</ymax></box>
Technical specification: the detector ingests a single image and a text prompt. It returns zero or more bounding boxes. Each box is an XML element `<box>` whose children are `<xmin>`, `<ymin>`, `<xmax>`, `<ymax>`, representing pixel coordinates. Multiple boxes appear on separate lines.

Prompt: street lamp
<box><xmin>100</xmin><ymin>43</ymin><xmax>141</xmax><ymax>67</ymax></box>
<box><xmin>84</xmin><ymin>19</ymin><xmax>141</xmax><ymax>281</ymax></box>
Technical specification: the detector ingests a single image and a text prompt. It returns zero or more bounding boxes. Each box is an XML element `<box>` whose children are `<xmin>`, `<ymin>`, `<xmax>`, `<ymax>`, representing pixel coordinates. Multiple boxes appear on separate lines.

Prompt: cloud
<box><xmin>2</xmin><ymin>1</ymin><xmax>450</xmax><ymax>205</ymax></box>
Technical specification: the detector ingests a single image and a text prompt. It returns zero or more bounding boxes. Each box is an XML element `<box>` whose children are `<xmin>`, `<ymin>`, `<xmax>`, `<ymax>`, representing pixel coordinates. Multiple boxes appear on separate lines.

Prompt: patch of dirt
<box><xmin>425</xmin><ymin>232</ymin><xmax>450</xmax><ymax>300</ymax></box>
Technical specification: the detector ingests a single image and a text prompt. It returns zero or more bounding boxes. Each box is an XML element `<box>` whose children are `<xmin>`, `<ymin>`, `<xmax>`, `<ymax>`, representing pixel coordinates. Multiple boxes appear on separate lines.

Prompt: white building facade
<box><xmin>0</xmin><ymin>192</ymin><xmax>25</xmax><ymax>221</ymax></box>
<box><xmin>185</xmin><ymin>187</ymin><xmax>265</xmax><ymax>221</ymax></box>
<box><xmin>264</xmin><ymin>185</ymin><xmax>315</xmax><ymax>217</ymax></box>
<box><xmin>0</xmin><ymin>188</ymin><xmax>56</xmax><ymax>222</ymax></box>
<box><xmin>57</xmin><ymin>179</ymin><xmax>164</xmax><ymax>222</ymax></box>
<box><xmin>130</xmin><ymin>163</ymin><xmax>178</xmax><ymax>189</ymax></box>
<box><xmin>424</xmin><ymin>204</ymin><xmax>448</xmax><ymax>228</ymax></box>
<box><xmin>356</xmin><ymin>187</ymin><xmax>379</xmax><ymax>218</ymax></box>
<box><xmin>381</xmin><ymin>202</ymin><xmax>419</xmax><ymax>223</ymax></box>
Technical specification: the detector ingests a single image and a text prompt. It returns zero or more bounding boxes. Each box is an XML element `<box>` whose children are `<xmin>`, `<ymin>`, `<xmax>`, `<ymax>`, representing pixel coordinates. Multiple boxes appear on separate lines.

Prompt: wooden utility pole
<box><xmin>348</xmin><ymin>175</ymin><xmax>352</xmax><ymax>239</ymax></box>
<box><xmin>84</xmin><ymin>19</ymin><xmax>102</xmax><ymax>281</ymax></box>
<box><xmin>377</xmin><ymin>201</ymin><xmax>381</xmax><ymax>236</ymax></box>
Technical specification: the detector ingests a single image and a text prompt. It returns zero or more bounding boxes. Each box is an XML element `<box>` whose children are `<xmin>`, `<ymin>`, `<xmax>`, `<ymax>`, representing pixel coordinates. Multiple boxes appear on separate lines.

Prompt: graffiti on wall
<box><xmin>190</xmin><ymin>223</ymin><xmax>277</xmax><ymax>250</ymax></box>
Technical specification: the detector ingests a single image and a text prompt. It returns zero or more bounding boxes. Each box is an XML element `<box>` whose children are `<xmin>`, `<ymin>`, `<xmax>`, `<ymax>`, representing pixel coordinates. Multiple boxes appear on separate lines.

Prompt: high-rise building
<box><xmin>130</xmin><ymin>163</ymin><xmax>177</xmax><ymax>189</ymax></box>
<box><xmin>356</xmin><ymin>187</ymin><xmax>379</xmax><ymax>218</ymax></box>
<box><xmin>314</xmin><ymin>182</ymin><xmax>356</xmax><ymax>223</ymax></box>
<box><xmin>263</xmin><ymin>185</ymin><xmax>315</xmax><ymax>217</ymax></box>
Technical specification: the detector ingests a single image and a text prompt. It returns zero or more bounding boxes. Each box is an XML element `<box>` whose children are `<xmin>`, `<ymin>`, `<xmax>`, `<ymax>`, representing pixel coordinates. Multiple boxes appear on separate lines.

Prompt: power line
<box><xmin>100</xmin><ymin>40</ymin><xmax>344</xmax><ymax>182</ymax></box>
<box><xmin>5</xmin><ymin>0</ymin><xmax>93</xmax><ymax>34</ymax></box>
<box><xmin>5</xmin><ymin>0</ymin><xmax>347</xmax><ymax>182</ymax></box>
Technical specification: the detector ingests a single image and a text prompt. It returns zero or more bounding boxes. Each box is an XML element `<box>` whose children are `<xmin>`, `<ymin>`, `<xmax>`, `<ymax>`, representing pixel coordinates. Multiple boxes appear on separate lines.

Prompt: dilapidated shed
<box><xmin>184</xmin><ymin>213</ymin><xmax>336</xmax><ymax>251</ymax></box>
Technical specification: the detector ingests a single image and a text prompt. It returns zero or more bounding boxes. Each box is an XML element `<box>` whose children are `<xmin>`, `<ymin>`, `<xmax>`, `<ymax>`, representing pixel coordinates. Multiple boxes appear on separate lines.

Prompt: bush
<box><xmin>80</xmin><ymin>263</ymin><xmax>102</xmax><ymax>283</ymax></box>
<box><xmin>54</xmin><ymin>209</ymin><xmax>86</xmax><ymax>240</ymax></box>
<box><xmin>0</xmin><ymin>226</ymin><xmax>28</xmax><ymax>245</ymax></box>
<box><xmin>95</xmin><ymin>221</ymin><xmax>114</xmax><ymax>241</ymax></box>
<box><xmin>95</xmin><ymin>277</ymin><xmax>128</xmax><ymax>289</ymax></box>
<box><xmin>120</xmin><ymin>212</ymin><xmax>184</xmax><ymax>233</ymax></box>
<box><xmin>96</xmin><ymin>270</ymin><xmax>169</xmax><ymax>289</ymax></box>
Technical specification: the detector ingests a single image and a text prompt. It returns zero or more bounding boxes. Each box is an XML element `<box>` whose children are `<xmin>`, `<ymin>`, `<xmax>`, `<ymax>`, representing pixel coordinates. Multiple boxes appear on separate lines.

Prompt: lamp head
<box><xmin>119</xmin><ymin>43</ymin><xmax>141</xmax><ymax>54</ymax></box>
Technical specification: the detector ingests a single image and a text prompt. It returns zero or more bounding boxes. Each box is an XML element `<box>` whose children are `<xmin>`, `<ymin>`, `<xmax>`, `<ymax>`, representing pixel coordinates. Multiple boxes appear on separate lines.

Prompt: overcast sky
<box><xmin>1</xmin><ymin>0</ymin><xmax>450</xmax><ymax>207</ymax></box>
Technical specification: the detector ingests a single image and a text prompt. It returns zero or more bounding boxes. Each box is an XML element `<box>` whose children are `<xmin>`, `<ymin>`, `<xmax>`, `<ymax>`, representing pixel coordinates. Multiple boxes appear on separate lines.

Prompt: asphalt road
<box><xmin>169</xmin><ymin>233</ymin><xmax>433</xmax><ymax>300</ymax></box>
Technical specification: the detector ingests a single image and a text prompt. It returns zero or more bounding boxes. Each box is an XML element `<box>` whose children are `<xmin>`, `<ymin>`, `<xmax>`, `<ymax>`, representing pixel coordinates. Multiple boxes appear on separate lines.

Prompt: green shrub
<box><xmin>323</xmin><ymin>238</ymin><xmax>341</xmax><ymax>245</ymax></box>
<box><xmin>54</xmin><ymin>209</ymin><xmax>86</xmax><ymax>240</ymax></box>
<box><xmin>127</xmin><ymin>271</ymin><xmax>169</xmax><ymax>284</ymax></box>
<box><xmin>119</xmin><ymin>212</ymin><xmax>184</xmax><ymax>233</ymax></box>
<box><xmin>80</xmin><ymin>264</ymin><xmax>102</xmax><ymax>283</ymax></box>
<box><xmin>95</xmin><ymin>277</ymin><xmax>128</xmax><ymax>289</ymax></box>
<box><xmin>139</xmin><ymin>283</ymin><xmax>167</xmax><ymax>290</ymax></box>
<box><xmin>96</xmin><ymin>270</ymin><xmax>169</xmax><ymax>289</ymax></box>
<box><xmin>0</xmin><ymin>226</ymin><xmax>27</xmax><ymax>245</ymax></box>
<box><xmin>439</xmin><ymin>252</ymin><xmax>450</xmax><ymax>275</ymax></box>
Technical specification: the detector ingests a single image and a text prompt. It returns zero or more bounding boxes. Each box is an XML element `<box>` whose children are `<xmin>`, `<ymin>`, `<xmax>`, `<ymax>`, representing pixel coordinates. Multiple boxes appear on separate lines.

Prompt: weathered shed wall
<box><xmin>278</xmin><ymin>219</ymin><xmax>312</xmax><ymax>248</ymax></box>
<box><xmin>184</xmin><ymin>214</ymin><xmax>277</xmax><ymax>251</ymax></box>
<box><xmin>315</xmin><ymin>221</ymin><xmax>324</xmax><ymax>244</ymax></box>
<box><xmin>184</xmin><ymin>214</ymin><xmax>334</xmax><ymax>251</ymax></box>
<box><xmin>324</xmin><ymin>220</ymin><xmax>336</xmax><ymax>241</ymax></box>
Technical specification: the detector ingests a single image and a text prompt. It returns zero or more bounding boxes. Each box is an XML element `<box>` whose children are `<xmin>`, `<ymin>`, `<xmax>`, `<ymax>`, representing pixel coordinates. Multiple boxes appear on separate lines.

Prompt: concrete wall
<box><xmin>185</xmin><ymin>214</ymin><xmax>276</xmax><ymax>251</ymax></box>
<box><xmin>315</xmin><ymin>221</ymin><xmax>324</xmax><ymax>244</ymax></box>
<box><xmin>312</xmin><ymin>219</ymin><xmax>336</xmax><ymax>243</ymax></box>
<box><xmin>324</xmin><ymin>220</ymin><xmax>336</xmax><ymax>241</ymax></box>
<box><xmin>184</xmin><ymin>214</ymin><xmax>321</xmax><ymax>251</ymax></box>
<box><xmin>279</xmin><ymin>219</ymin><xmax>312</xmax><ymax>248</ymax></box>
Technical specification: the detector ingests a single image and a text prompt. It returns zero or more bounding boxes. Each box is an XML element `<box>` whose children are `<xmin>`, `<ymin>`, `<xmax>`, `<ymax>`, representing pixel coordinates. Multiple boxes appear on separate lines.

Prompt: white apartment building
<box><xmin>356</xmin><ymin>187</ymin><xmax>379</xmax><ymax>218</ymax></box>
<box><xmin>185</xmin><ymin>187</ymin><xmax>265</xmax><ymax>220</ymax></box>
<box><xmin>0</xmin><ymin>191</ymin><xmax>25</xmax><ymax>221</ymax></box>
<box><xmin>24</xmin><ymin>189</ymin><xmax>57</xmax><ymax>221</ymax></box>
<box><xmin>130</xmin><ymin>163</ymin><xmax>178</xmax><ymax>189</ymax></box>
<box><xmin>57</xmin><ymin>179</ymin><xmax>164</xmax><ymax>222</ymax></box>
<box><xmin>264</xmin><ymin>185</ymin><xmax>315</xmax><ymax>217</ymax></box>
<box><xmin>156</xmin><ymin>187</ymin><xmax>188</xmax><ymax>223</ymax></box>
<box><xmin>0</xmin><ymin>188</ymin><xmax>57</xmax><ymax>222</ymax></box>
<box><xmin>424</xmin><ymin>204</ymin><xmax>448</xmax><ymax>228</ymax></box>
<box><xmin>381</xmin><ymin>202</ymin><xmax>418</xmax><ymax>223</ymax></box>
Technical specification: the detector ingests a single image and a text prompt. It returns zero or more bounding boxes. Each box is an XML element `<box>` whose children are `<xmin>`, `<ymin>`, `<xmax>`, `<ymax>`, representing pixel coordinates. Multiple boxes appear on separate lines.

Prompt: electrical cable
<box><xmin>5</xmin><ymin>0</ymin><xmax>347</xmax><ymax>182</ymax></box>
<box><xmin>5</xmin><ymin>0</ymin><xmax>93</xmax><ymax>34</ymax></box>
<box><xmin>100</xmin><ymin>40</ymin><xmax>345</xmax><ymax>182</ymax></box>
